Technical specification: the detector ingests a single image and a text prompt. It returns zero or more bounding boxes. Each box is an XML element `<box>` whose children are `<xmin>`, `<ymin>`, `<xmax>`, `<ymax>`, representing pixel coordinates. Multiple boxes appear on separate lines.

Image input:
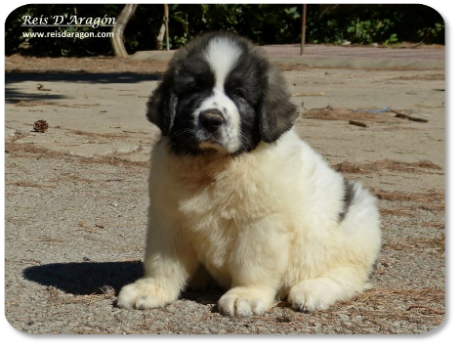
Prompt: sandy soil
<box><xmin>4</xmin><ymin>48</ymin><xmax>445</xmax><ymax>334</ymax></box>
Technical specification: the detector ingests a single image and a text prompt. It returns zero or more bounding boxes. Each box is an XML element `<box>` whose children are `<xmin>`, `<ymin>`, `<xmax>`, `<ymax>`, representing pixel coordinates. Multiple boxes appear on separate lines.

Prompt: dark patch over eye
<box><xmin>231</xmin><ymin>88</ymin><xmax>245</xmax><ymax>98</ymax></box>
<box><xmin>224</xmin><ymin>77</ymin><xmax>245</xmax><ymax>98</ymax></box>
<box><xmin>175</xmin><ymin>74</ymin><xmax>213</xmax><ymax>96</ymax></box>
<box><xmin>193</xmin><ymin>74</ymin><xmax>213</xmax><ymax>90</ymax></box>
<box><xmin>225</xmin><ymin>54</ymin><xmax>266</xmax><ymax>104</ymax></box>
<box><xmin>175</xmin><ymin>57</ymin><xmax>215</xmax><ymax>95</ymax></box>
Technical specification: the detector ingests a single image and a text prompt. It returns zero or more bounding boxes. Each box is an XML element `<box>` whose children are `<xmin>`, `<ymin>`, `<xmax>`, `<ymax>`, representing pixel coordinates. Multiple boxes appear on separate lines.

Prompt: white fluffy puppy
<box><xmin>118</xmin><ymin>32</ymin><xmax>381</xmax><ymax>317</ymax></box>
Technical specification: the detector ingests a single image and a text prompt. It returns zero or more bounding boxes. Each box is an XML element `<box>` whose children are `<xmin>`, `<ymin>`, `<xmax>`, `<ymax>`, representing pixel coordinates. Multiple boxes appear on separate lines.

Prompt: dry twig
<box><xmin>349</xmin><ymin>120</ymin><xmax>368</xmax><ymax>128</ymax></box>
<box><xmin>391</xmin><ymin>109</ymin><xmax>428</xmax><ymax>123</ymax></box>
<box><xmin>406</xmin><ymin>305</ymin><xmax>445</xmax><ymax>315</ymax></box>
<box><xmin>36</xmin><ymin>84</ymin><xmax>51</xmax><ymax>91</ymax></box>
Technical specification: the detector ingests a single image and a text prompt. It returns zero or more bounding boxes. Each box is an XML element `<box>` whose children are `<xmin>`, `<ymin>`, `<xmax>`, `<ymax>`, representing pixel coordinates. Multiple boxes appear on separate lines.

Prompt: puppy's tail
<box><xmin>339</xmin><ymin>181</ymin><xmax>382</xmax><ymax>267</ymax></box>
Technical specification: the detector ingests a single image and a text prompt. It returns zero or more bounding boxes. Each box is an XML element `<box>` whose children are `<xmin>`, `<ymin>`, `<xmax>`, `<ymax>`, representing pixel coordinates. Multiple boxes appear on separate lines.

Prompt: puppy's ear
<box><xmin>258</xmin><ymin>68</ymin><xmax>298</xmax><ymax>143</ymax></box>
<box><xmin>146</xmin><ymin>74</ymin><xmax>177</xmax><ymax>136</ymax></box>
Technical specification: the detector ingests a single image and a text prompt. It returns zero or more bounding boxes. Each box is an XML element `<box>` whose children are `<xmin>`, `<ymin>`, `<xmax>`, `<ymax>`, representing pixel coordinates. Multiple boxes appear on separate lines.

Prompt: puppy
<box><xmin>118</xmin><ymin>32</ymin><xmax>381</xmax><ymax>317</ymax></box>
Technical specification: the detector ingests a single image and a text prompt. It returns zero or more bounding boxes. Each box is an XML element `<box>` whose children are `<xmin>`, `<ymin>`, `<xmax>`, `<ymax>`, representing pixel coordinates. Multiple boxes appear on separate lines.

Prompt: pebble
<box><xmin>116</xmin><ymin>145</ymin><xmax>141</xmax><ymax>154</ymax></box>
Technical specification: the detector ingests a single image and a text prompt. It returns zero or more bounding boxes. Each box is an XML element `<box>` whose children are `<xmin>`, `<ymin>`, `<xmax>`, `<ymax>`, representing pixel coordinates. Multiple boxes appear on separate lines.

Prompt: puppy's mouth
<box><xmin>196</xmin><ymin>129</ymin><xmax>225</xmax><ymax>149</ymax></box>
<box><xmin>195</xmin><ymin>109</ymin><xmax>228</xmax><ymax>150</ymax></box>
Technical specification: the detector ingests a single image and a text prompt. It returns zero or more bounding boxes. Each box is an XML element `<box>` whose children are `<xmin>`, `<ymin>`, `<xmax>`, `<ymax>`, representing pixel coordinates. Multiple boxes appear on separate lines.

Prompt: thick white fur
<box><xmin>118</xmin><ymin>129</ymin><xmax>381</xmax><ymax>316</ymax></box>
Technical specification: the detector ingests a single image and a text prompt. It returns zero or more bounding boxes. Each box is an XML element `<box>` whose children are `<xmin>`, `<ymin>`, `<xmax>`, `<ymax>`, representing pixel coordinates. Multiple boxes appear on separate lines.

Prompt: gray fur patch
<box><xmin>338</xmin><ymin>180</ymin><xmax>356</xmax><ymax>222</ymax></box>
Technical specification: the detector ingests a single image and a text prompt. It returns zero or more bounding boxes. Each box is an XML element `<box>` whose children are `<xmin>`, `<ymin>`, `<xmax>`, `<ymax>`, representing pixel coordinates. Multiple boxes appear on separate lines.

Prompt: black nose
<box><xmin>199</xmin><ymin>109</ymin><xmax>225</xmax><ymax>132</ymax></box>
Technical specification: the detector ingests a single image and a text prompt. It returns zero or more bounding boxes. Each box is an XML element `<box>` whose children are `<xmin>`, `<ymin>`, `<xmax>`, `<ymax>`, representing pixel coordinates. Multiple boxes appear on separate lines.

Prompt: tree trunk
<box><xmin>164</xmin><ymin>4</ymin><xmax>170</xmax><ymax>51</ymax></box>
<box><xmin>155</xmin><ymin>5</ymin><xmax>170</xmax><ymax>51</ymax></box>
<box><xmin>111</xmin><ymin>4</ymin><xmax>138</xmax><ymax>57</ymax></box>
<box><xmin>156</xmin><ymin>23</ymin><xmax>165</xmax><ymax>50</ymax></box>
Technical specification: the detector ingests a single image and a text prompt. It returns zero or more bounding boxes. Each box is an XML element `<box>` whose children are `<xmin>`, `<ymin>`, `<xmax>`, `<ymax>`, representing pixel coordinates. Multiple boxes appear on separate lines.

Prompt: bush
<box><xmin>306</xmin><ymin>4</ymin><xmax>444</xmax><ymax>45</ymax></box>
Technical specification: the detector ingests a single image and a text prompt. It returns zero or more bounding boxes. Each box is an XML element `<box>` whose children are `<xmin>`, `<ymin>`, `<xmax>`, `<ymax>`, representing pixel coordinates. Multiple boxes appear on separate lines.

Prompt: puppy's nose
<box><xmin>199</xmin><ymin>109</ymin><xmax>225</xmax><ymax>132</ymax></box>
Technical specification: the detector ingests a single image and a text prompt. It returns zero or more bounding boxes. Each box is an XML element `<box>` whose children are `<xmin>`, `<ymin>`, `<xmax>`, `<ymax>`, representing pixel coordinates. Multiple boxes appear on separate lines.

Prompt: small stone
<box><xmin>116</xmin><ymin>145</ymin><xmax>141</xmax><ymax>154</ymax></box>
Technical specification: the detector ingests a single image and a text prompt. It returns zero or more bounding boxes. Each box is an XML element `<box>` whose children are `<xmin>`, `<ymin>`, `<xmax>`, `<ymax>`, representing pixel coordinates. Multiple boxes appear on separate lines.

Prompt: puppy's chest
<box><xmin>187</xmin><ymin>212</ymin><xmax>238</xmax><ymax>278</ymax></box>
<box><xmin>178</xmin><ymin>174</ymin><xmax>271</xmax><ymax>255</ymax></box>
<box><xmin>153</xmin><ymin>158</ymin><xmax>281</xmax><ymax>264</ymax></box>
<box><xmin>177</xmin><ymin>173</ymin><xmax>272</xmax><ymax>224</ymax></box>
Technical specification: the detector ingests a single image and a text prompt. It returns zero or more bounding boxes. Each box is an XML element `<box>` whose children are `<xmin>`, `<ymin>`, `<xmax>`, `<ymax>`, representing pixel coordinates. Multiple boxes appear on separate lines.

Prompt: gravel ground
<box><xmin>4</xmin><ymin>45</ymin><xmax>445</xmax><ymax>334</ymax></box>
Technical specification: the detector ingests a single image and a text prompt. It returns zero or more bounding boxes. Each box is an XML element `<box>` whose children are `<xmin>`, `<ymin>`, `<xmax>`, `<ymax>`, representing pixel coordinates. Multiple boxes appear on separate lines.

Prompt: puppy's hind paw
<box><xmin>117</xmin><ymin>278</ymin><xmax>177</xmax><ymax>310</ymax></box>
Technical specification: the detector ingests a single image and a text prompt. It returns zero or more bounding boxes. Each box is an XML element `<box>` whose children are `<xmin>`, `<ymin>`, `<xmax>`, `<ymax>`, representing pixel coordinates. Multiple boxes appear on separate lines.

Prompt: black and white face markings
<box><xmin>146</xmin><ymin>32</ymin><xmax>296</xmax><ymax>157</ymax></box>
<box><xmin>171</xmin><ymin>35</ymin><xmax>265</xmax><ymax>156</ymax></box>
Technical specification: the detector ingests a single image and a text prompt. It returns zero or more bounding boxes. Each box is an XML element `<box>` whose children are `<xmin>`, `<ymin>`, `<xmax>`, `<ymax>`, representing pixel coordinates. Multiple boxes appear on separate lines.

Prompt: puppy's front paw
<box><xmin>117</xmin><ymin>278</ymin><xmax>177</xmax><ymax>310</ymax></box>
<box><xmin>288</xmin><ymin>278</ymin><xmax>340</xmax><ymax>312</ymax></box>
<box><xmin>218</xmin><ymin>287</ymin><xmax>273</xmax><ymax>317</ymax></box>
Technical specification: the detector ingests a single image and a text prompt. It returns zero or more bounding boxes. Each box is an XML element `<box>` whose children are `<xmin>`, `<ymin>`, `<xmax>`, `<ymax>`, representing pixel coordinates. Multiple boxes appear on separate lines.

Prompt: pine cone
<box><xmin>33</xmin><ymin>119</ymin><xmax>49</xmax><ymax>133</ymax></box>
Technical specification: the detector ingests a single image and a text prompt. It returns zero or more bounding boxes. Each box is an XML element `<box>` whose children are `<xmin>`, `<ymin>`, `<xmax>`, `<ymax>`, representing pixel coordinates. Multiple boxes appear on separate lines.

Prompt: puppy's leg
<box><xmin>289</xmin><ymin>180</ymin><xmax>381</xmax><ymax>312</ymax></box>
<box><xmin>187</xmin><ymin>264</ymin><xmax>211</xmax><ymax>291</ymax></box>
<box><xmin>118</xmin><ymin>220</ymin><xmax>198</xmax><ymax>309</ymax></box>
<box><xmin>288</xmin><ymin>265</ymin><xmax>371</xmax><ymax>312</ymax></box>
<box><xmin>218</xmin><ymin>219</ymin><xmax>289</xmax><ymax>317</ymax></box>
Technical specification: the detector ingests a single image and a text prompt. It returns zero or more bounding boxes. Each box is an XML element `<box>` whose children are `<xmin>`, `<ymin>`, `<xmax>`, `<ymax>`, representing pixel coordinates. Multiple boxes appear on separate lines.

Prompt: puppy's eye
<box><xmin>188</xmin><ymin>83</ymin><xmax>200</xmax><ymax>92</ymax></box>
<box><xmin>188</xmin><ymin>76</ymin><xmax>212</xmax><ymax>93</ymax></box>
<box><xmin>232</xmin><ymin>89</ymin><xmax>245</xmax><ymax>98</ymax></box>
<box><xmin>184</xmin><ymin>81</ymin><xmax>205</xmax><ymax>94</ymax></box>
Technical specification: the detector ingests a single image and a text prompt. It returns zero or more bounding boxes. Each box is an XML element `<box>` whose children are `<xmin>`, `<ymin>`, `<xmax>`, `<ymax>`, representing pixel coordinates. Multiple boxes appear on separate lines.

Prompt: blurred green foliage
<box><xmin>307</xmin><ymin>4</ymin><xmax>444</xmax><ymax>45</ymax></box>
<box><xmin>5</xmin><ymin>4</ymin><xmax>444</xmax><ymax>57</ymax></box>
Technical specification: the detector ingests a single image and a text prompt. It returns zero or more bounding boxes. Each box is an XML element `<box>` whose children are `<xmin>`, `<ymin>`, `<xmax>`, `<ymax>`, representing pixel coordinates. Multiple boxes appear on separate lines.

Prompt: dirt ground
<box><xmin>4</xmin><ymin>46</ymin><xmax>445</xmax><ymax>334</ymax></box>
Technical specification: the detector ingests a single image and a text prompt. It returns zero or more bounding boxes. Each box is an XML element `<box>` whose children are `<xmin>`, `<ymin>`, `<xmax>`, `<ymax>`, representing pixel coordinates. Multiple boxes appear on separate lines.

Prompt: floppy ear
<box><xmin>259</xmin><ymin>68</ymin><xmax>298</xmax><ymax>143</ymax></box>
<box><xmin>146</xmin><ymin>74</ymin><xmax>177</xmax><ymax>136</ymax></box>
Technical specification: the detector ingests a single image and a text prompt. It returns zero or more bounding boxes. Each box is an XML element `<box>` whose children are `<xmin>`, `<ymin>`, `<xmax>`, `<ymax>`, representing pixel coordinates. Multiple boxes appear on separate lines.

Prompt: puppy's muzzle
<box><xmin>199</xmin><ymin>109</ymin><xmax>225</xmax><ymax>133</ymax></box>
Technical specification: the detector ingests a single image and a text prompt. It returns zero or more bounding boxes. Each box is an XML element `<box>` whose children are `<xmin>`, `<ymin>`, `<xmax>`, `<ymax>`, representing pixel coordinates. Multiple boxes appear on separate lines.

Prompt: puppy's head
<box><xmin>147</xmin><ymin>32</ymin><xmax>297</xmax><ymax>156</ymax></box>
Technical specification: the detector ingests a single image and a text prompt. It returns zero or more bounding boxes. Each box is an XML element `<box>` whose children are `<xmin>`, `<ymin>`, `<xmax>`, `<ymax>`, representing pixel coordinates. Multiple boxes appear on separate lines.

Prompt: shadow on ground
<box><xmin>22</xmin><ymin>261</ymin><xmax>224</xmax><ymax>305</ymax></box>
<box><xmin>23</xmin><ymin>261</ymin><xmax>144</xmax><ymax>295</ymax></box>
<box><xmin>5</xmin><ymin>86</ymin><xmax>69</xmax><ymax>104</ymax></box>
<box><xmin>5</xmin><ymin>72</ymin><xmax>162</xmax><ymax>85</ymax></box>
<box><xmin>5</xmin><ymin>72</ymin><xmax>162</xmax><ymax>104</ymax></box>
